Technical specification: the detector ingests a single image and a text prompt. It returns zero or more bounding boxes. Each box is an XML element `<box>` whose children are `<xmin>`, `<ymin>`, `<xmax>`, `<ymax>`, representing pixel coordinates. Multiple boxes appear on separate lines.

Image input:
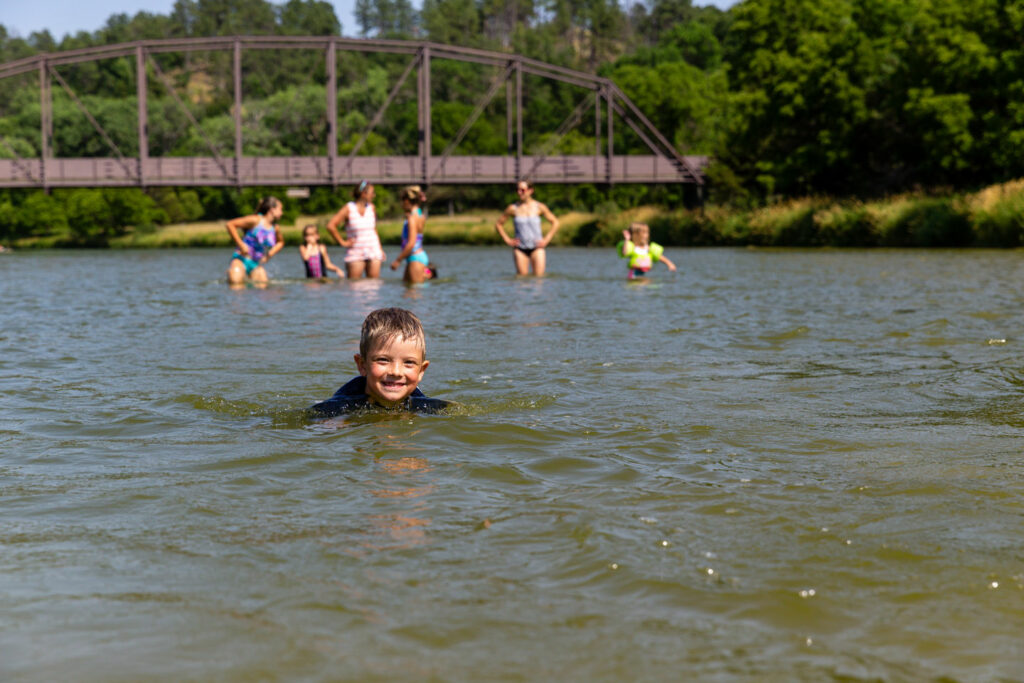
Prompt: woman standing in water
<box><xmin>225</xmin><ymin>196</ymin><xmax>284</xmax><ymax>285</ymax></box>
<box><xmin>326</xmin><ymin>180</ymin><xmax>386</xmax><ymax>279</ymax></box>
<box><xmin>494</xmin><ymin>180</ymin><xmax>561</xmax><ymax>276</ymax></box>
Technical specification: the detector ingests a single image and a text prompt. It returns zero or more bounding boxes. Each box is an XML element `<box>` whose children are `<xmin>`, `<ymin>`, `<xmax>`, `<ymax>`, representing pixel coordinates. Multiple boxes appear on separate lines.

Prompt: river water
<box><xmin>2</xmin><ymin>246</ymin><xmax>1023</xmax><ymax>680</ymax></box>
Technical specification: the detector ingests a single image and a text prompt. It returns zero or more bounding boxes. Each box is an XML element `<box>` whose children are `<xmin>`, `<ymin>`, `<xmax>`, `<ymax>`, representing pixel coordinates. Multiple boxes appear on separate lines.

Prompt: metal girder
<box><xmin>343</xmin><ymin>52</ymin><xmax>420</xmax><ymax>177</ymax></box>
<box><xmin>48</xmin><ymin>65</ymin><xmax>135</xmax><ymax>178</ymax></box>
<box><xmin>432</xmin><ymin>60</ymin><xmax>517</xmax><ymax>181</ymax></box>
<box><xmin>0</xmin><ymin>137</ymin><xmax>38</xmax><ymax>182</ymax></box>
<box><xmin>610</xmin><ymin>96</ymin><xmax>703</xmax><ymax>184</ymax></box>
<box><xmin>609</xmin><ymin>84</ymin><xmax>704</xmax><ymax>184</ymax></box>
<box><xmin>522</xmin><ymin>91</ymin><xmax>597</xmax><ymax>181</ymax></box>
<box><xmin>146</xmin><ymin>54</ymin><xmax>232</xmax><ymax>178</ymax></box>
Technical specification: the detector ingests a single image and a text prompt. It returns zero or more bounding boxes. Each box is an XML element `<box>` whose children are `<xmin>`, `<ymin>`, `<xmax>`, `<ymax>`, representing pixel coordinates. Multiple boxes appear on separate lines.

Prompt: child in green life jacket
<box><xmin>618</xmin><ymin>222</ymin><xmax>676</xmax><ymax>279</ymax></box>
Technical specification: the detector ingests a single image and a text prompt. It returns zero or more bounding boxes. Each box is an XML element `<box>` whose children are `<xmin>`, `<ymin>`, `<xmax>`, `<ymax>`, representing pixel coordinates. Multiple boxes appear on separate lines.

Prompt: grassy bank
<box><xmin>580</xmin><ymin>179</ymin><xmax>1024</xmax><ymax>249</ymax></box>
<box><xmin>10</xmin><ymin>178</ymin><xmax>1024</xmax><ymax>249</ymax></box>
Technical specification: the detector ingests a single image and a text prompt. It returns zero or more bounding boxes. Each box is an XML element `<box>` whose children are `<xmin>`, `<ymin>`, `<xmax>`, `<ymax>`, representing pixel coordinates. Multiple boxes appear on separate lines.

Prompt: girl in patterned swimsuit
<box><xmin>494</xmin><ymin>180</ymin><xmax>561</xmax><ymax>276</ymax></box>
<box><xmin>326</xmin><ymin>180</ymin><xmax>386</xmax><ymax>279</ymax></box>
<box><xmin>299</xmin><ymin>224</ymin><xmax>344</xmax><ymax>279</ymax></box>
<box><xmin>225</xmin><ymin>196</ymin><xmax>284</xmax><ymax>286</ymax></box>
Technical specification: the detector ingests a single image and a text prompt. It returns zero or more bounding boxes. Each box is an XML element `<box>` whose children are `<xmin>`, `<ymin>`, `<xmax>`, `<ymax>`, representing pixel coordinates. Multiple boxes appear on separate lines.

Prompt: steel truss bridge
<box><xmin>0</xmin><ymin>37</ymin><xmax>707</xmax><ymax>189</ymax></box>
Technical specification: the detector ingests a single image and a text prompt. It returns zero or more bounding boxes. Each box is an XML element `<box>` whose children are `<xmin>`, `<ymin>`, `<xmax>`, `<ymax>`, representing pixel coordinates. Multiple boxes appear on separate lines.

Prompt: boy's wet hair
<box><xmin>360</xmin><ymin>307</ymin><xmax>425</xmax><ymax>358</ymax></box>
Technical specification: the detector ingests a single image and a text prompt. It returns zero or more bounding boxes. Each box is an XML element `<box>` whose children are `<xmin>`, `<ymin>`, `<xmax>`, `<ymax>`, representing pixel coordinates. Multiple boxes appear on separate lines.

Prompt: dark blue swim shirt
<box><xmin>309</xmin><ymin>376</ymin><xmax>450</xmax><ymax>416</ymax></box>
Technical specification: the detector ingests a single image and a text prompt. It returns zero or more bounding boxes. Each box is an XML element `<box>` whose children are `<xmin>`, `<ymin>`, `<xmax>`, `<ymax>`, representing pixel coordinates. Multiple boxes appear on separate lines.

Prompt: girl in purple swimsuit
<box><xmin>299</xmin><ymin>225</ymin><xmax>344</xmax><ymax>279</ymax></box>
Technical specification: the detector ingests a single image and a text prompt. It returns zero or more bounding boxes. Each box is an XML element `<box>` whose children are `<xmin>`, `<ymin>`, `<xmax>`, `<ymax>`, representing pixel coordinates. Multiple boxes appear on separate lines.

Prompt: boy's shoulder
<box><xmin>309</xmin><ymin>376</ymin><xmax>450</xmax><ymax>417</ymax></box>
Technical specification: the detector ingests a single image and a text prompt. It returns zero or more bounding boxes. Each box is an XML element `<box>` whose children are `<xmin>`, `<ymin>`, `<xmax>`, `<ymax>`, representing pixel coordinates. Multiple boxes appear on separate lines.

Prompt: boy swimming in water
<box><xmin>618</xmin><ymin>222</ymin><xmax>677</xmax><ymax>279</ymax></box>
<box><xmin>310</xmin><ymin>307</ymin><xmax>449</xmax><ymax>416</ymax></box>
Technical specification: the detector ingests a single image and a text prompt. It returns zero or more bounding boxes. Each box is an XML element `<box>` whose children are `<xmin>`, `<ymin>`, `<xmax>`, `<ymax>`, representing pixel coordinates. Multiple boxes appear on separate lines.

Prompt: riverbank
<box><xmin>11</xmin><ymin>209</ymin><xmax>617</xmax><ymax>250</ymax></box>
<box><xmin>7</xmin><ymin>178</ymin><xmax>1023</xmax><ymax>249</ymax></box>
<box><xmin>105</xmin><ymin>211</ymin><xmax>604</xmax><ymax>249</ymax></box>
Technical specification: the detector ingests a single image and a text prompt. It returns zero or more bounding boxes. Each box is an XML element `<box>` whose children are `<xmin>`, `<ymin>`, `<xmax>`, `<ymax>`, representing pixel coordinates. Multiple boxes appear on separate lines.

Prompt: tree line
<box><xmin>1</xmin><ymin>0</ymin><xmax>1023</xmax><ymax>244</ymax></box>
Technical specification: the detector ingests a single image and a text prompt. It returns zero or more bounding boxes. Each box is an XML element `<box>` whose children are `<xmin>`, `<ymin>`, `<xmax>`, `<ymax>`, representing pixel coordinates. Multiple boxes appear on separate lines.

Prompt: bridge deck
<box><xmin>0</xmin><ymin>155</ymin><xmax>708</xmax><ymax>188</ymax></box>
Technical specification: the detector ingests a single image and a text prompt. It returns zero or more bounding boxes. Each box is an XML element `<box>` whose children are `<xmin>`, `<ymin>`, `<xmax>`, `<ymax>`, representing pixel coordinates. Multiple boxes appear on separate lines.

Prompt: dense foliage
<box><xmin>1</xmin><ymin>0</ymin><xmax>1023</xmax><ymax>245</ymax></box>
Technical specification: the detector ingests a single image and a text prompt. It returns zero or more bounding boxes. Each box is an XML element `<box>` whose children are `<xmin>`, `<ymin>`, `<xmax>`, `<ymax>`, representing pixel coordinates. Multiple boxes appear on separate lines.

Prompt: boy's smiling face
<box><xmin>355</xmin><ymin>334</ymin><xmax>429</xmax><ymax>407</ymax></box>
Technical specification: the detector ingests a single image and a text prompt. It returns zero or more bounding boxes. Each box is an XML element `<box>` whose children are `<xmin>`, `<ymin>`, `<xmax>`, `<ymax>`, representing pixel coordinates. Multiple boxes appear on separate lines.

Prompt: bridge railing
<box><xmin>0</xmin><ymin>154</ymin><xmax>709</xmax><ymax>188</ymax></box>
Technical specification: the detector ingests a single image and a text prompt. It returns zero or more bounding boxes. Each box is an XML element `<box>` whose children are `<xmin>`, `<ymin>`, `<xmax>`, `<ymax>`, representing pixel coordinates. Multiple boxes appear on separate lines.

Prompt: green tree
<box><xmin>279</xmin><ymin>0</ymin><xmax>341</xmax><ymax>35</ymax></box>
<box><xmin>17</xmin><ymin>192</ymin><xmax>68</xmax><ymax>237</ymax></box>
<box><xmin>354</xmin><ymin>0</ymin><xmax>419</xmax><ymax>37</ymax></box>
<box><xmin>421</xmin><ymin>0</ymin><xmax>482</xmax><ymax>45</ymax></box>
<box><xmin>723</xmin><ymin>0</ymin><xmax>877</xmax><ymax>197</ymax></box>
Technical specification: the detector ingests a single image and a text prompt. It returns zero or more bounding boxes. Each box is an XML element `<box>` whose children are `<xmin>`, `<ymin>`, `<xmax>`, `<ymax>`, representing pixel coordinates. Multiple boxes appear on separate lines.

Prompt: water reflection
<box><xmin>365</xmin><ymin>456</ymin><xmax>433</xmax><ymax>551</ymax></box>
<box><xmin>347</xmin><ymin>431</ymin><xmax>436</xmax><ymax>553</ymax></box>
<box><xmin>346</xmin><ymin>278</ymin><xmax>387</xmax><ymax>317</ymax></box>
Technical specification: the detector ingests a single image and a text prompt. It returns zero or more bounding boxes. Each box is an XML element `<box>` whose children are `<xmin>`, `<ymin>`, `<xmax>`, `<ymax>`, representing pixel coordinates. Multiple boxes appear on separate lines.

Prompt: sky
<box><xmin>3</xmin><ymin>0</ymin><xmax>736</xmax><ymax>42</ymax></box>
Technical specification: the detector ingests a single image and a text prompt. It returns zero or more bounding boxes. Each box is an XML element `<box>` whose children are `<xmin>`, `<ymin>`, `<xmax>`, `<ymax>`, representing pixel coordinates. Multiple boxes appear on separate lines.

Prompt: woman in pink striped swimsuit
<box><xmin>326</xmin><ymin>180</ymin><xmax>386</xmax><ymax>279</ymax></box>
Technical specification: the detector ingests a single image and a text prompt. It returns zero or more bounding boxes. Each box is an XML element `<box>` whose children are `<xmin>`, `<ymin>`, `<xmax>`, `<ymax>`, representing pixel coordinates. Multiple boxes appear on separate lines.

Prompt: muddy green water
<box><xmin>2</xmin><ymin>247</ymin><xmax>1023</xmax><ymax>680</ymax></box>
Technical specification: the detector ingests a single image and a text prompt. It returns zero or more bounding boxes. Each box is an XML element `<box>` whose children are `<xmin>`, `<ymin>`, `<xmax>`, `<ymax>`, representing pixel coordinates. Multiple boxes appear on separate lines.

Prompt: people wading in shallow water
<box><xmin>494</xmin><ymin>180</ymin><xmax>561</xmax><ymax>276</ymax></box>
<box><xmin>225</xmin><ymin>196</ymin><xmax>284</xmax><ymax>286</ymax></box>
<box><xmin>390</xmin><ymin>185</ymin><xmax>431</xmax><ymax>284</ymax></box>
<box><xmin>299</xmin><ymin>224</ymin><xmax>344</xmax><ymax>279</ymax></box>
<box><xmin>326</xmin><ymin>180</ymin><xmax>386</xmax><ymax>279</ymax></box>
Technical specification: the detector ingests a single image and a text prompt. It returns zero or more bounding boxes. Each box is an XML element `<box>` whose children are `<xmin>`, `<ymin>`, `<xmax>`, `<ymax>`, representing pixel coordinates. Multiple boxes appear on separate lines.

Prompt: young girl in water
<box><xmin>326</xmin><ymin>180</ymin><xmax>386</xmax><ymax>279</ymax></box>
<box><xmin>494</xmin><ymin>180</ymin><xmax>561</xmax><ymax>276</ymax></box>
<box><xmin>618</xmin><ymin>222</ymin><xmax>677</xmax><ymax>279</ymax></box>
<box><xmin>225</xmin><ymin>196</ymin><xmax>284</xmax><ymax>285</ymax></box>
<box><xmin>390</xmin><ymin>186</ymin><xmax>430</xmax><ymax>284</ymax></box>
<box><xmin>299</xmin><ymin>224</ymin><xmax>344</xmax><ymax>279</ymax></box>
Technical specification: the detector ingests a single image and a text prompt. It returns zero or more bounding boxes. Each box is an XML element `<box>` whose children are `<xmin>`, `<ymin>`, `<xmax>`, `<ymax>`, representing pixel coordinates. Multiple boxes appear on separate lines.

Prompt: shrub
<box><xmin>17</xmin><ymin>191</ymin><xmax>68</xmax><ymax>237</ymax></box>
<box><xmin>814</xmin><ymin>203</ymin><xmax>879</xmax><ymax>247</ymax></box>
<box><xmin>968</xmin><ymin>181</ymin><xmax>1024</xmax><ymax>247</ymax></box>
<box><xmin>879</xmin><ymin>197</ymin><xmax>971</xmax><ymax>247</ymax></box>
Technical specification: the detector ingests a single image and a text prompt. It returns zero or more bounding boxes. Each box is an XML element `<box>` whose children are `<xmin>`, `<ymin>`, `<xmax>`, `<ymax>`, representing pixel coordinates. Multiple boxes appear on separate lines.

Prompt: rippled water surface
<box><xmin>3</xmin><ymin>246</ymin><xmax>1024</xmax><ymax>680</ymax></box>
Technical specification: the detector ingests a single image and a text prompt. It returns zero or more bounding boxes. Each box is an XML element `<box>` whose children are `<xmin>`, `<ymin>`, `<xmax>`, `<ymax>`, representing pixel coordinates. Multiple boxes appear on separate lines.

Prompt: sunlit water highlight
<box><xmin>2</xmin><ymin>247</ymin><xmax>1023</xmax><ymax>680</ymax></box>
